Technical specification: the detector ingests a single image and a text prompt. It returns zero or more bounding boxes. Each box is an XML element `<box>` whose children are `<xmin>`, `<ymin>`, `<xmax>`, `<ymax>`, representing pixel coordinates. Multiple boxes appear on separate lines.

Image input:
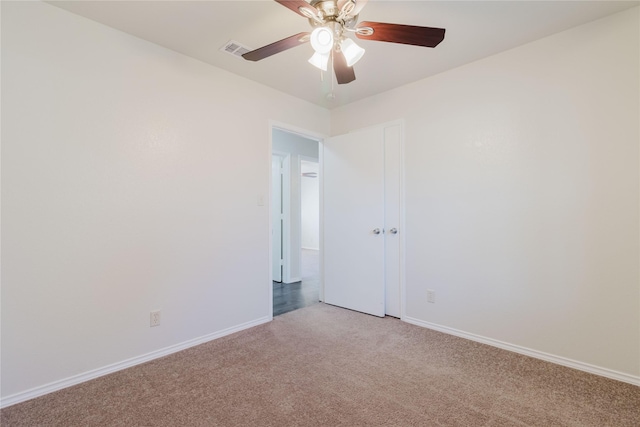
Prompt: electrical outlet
<box><xmin>150</xmin><ymin>310</ymin><xmax>161</xmax><ymax>327</ymax></box>
<box><xmin>427</xmin><ymin>290</ymin><xmax>436</xmax><ymax>304</ymax></box>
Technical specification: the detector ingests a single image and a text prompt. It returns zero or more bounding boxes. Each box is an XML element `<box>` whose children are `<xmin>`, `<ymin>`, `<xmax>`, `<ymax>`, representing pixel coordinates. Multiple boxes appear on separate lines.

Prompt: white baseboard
<box><xmin>403</xmin><ymin>316</ymin><xmax>640</xmax><ymax>387</ymax></box>
<box><xmin>301</xmin><ymin>247</ymin><xmax>319</xmax><ymax>251</ymax></box>
<box><xmin>0</xmin><ymin>316</ymin><xmax>271</xmax><ymax>409</ymax></box>
<box><xmin>283</xmin><ymin>277</ymin><xmax>302</xmax><ymax>284</ymax></box>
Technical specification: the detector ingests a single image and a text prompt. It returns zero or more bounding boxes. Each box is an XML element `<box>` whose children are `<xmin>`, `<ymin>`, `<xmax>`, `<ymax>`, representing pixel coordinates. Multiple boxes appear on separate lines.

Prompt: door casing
<box><xmin>272</xmin><ymin>154</ymin><xmax>284</xmax><ymax>282</ymax></box>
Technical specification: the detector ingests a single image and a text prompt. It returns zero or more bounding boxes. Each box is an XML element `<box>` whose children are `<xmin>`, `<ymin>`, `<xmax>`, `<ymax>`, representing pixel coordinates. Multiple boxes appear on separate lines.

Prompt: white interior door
<box><xmin>384</xmin><ymin>125</ymin><xmax>402</xmax><ymax>318</ymax></box>
<box><xmin>323</xmin><ymin>127</ymin><xmax>386</xmax><ymax>317</ymax></box>
<box><xmin>271</xmin><ymin>155</ymin><xmax>283</xmax><ymax>282</ymax></box>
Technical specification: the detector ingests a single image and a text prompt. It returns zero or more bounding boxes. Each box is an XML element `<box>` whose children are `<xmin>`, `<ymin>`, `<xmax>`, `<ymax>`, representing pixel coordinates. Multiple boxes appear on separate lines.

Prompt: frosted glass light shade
<box><xmin>341</xmin><ymin>38</ymin><xmax>365</xmax><ymax>67</ymax></box>
<box><xmin>308</xmin><ymin>52</ymin><xmax>330</xmax><ymax>71</ymax></box>
<box><xmin>310</xmin><ymin>27</ymin><xmax>334</xmax><ymax>54</ymax></box>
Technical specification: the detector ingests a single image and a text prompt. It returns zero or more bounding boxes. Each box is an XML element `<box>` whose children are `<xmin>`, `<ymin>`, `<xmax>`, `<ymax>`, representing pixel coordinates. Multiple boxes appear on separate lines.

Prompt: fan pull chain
<box><xmin>329</xmin><ymin>49</ymin><xmax>335</xmax><ymax>100</ymax></box>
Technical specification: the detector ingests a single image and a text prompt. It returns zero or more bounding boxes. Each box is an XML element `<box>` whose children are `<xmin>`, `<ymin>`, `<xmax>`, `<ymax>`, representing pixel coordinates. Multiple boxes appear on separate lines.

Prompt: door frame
<box><xmin>268</xmin><ymin>121</ymin><xmax>327</xmax><ymax>319</ymax></box>
<box><xmin>272</xmin><ymin>152</ymin><xmax>291</xmax><ymax>283</ymax></box>
<box><xmin>272</xmin><ymin>151</ymin><xmax>292</xmax><ymax>283</ymax></box>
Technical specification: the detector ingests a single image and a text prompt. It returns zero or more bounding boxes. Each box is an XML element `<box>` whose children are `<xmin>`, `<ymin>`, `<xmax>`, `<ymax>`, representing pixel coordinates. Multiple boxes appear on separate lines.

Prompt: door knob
<box><xmin>389</xmin><ymin>228</ymin><xmax>398</xmax><ymax>234</ymax></box>
<box><xmin>372</xmin><ymin>228</ymin><xmax>381</xmax><ymax>235</ymax></box>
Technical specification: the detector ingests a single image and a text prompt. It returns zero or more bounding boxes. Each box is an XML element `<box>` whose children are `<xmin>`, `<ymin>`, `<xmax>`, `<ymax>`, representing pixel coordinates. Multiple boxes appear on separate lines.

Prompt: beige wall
<box><xmin>1</xmin><ymin>1</ymin><xmax>329</xmax><ymax>401</ymax></box>
<box><xmin>332</xmin><ymin>8</ymin><xmax>639</xmax><ymax>379</ymax></box>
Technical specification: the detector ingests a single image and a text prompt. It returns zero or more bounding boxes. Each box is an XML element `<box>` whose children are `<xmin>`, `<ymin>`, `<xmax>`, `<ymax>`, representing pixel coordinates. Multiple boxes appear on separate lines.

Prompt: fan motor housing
<box><xmin>308</xmin><ymin>0</ymin><xmax>358</xmax><ymax>29</ymax></box>
<box><xmin>310</xmin><ymin>0</ymin><xmax>339</xmax><ymax>18</ymax></box>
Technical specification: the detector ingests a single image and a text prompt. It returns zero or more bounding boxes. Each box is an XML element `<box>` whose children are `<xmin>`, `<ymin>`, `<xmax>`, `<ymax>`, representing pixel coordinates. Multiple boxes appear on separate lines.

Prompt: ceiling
<box><xmin>48</xmin><ymin>0</ymin><xmax>638</xmax><ymax>109</ymax></box>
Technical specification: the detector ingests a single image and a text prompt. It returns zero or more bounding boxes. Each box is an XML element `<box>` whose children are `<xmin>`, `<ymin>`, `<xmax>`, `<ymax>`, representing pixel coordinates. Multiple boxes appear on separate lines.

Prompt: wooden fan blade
<box><xmin>275</xmin><ymin>0</ymin><xmax>319</xmax><ymax>18</ymax></box>
<box><xmin>356</xmin><ymin>21</ymin><xmax>445</xmax><ymax>48</ymax></box>
<box><xmin>242</xmin><ymin>32</ymin><xmax>310</xmax><ymax>62</ymax></box>
<box><xmin>333</xmin><ymin>50</ymin><xmax>356</xmax><ymax>85</ymax></box>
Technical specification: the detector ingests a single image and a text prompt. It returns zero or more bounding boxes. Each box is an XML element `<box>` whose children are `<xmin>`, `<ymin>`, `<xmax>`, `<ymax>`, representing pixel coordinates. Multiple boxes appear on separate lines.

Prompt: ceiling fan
<box><xmin>242</xmin><ymin>0</ymin><xmax>446</xmax><ymax>85</ymax></box>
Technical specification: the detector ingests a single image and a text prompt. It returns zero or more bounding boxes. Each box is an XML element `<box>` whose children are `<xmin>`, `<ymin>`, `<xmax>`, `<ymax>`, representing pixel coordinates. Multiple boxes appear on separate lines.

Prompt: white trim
<box><xmin>267</xmin><ymin>128</ymin><xmax>276</xmax><ymax>318</ymax></box>
<box><xmin>280</xmin><ymin>154</ymin><xmax>293</xmax><ymax>283</ymax></box>
<box><xmin>271</xmin><ymin>154</ymin><xmax>284</xmax><ymax>284</ymax></box>
<box><xmin>270</xmin><ymin>121</ymin><xmax>326</xmax><ymax>142</ymax></box>
<box><xmin>270</xmin><ymin>151</ymin><xmax>297</xmax><ymax>285</ymax></box>
<box><xmin>0</xmin><ymin>316</ymin><xmax>271</xmax><ymax>409</ymax></box>
<box><xmin>403</xmin><ymin>316</ymin><xmax>640</xmax><ymax>387</ymax></box>
<box><xmin>318</xmin><ymin>141</ymin><xmax>325</xmax><ymax>302</ymax></box>
<box><xmin>398</xmin><ymin>120</ymin><xmax>407</xmax><ymax>321</ymax></box>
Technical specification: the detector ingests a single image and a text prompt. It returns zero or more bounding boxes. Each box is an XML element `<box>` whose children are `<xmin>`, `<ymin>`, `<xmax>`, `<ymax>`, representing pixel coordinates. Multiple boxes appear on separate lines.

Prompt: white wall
<box><xmin>301</xmin><ymin>161</ymin><xmax>320</xmax><ymax>250</ymax></box>
<box><xmin>332</xmin><ymin>8</ymin><xmax>640</xmax><ymax>379</ymax></box>
<box><xmin>1</xmin><ymin>1</ymin><xmax>329</xmax><ymax>401</ymax></box>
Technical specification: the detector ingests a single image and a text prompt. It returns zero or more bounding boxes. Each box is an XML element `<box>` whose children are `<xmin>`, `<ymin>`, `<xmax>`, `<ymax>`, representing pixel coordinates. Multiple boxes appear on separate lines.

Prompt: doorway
<box><xmin>271</xmin><ymin>127</ymin><xmax>321</xmax><ymax>316</ymax></box>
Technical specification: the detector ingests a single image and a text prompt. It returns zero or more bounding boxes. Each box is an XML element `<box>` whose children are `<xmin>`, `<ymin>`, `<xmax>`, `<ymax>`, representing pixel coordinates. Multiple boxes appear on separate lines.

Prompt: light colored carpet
<box><xmin>2</xmin><ymin>303</ymin><xmax>639</xmax><ymax>426</ymax></box>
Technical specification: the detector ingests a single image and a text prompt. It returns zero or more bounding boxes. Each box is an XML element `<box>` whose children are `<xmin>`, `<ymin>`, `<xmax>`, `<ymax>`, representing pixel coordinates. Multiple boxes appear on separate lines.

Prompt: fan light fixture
<box><xmin>308</xmin><ymin>51</ymin><xmax>330</xmax><ymax>71</ymax></box>
<box><xmin>308</xmin><ymin>26</ymin><xmax>334</xmax><ymax>71</ymax></box>
<box><xmin>310</xmin><ymin>27</ymin><xmax>334</xmax><ymax>54</ymax></box>
<box><xmin>340</xmin><ymin>38</ymin><xmax>365</xmax><ymax>67</ymax></box>
<box><xmin>308</xmin><ymin>26</ymin><xmax>365</xmax><ymax>71</ymax></box>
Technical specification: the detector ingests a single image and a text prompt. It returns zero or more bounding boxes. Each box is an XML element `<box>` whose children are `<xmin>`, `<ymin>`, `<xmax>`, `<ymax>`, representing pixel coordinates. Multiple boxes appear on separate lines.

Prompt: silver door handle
<box><xmin>389</xmin><ymin>228</ymin><xmax>398</xmax><ymax>235</ymax></box>
<box><xmin>373</xmin><ymin>228</ymin><xmax>381</xmax><ymax>235</ymax></box>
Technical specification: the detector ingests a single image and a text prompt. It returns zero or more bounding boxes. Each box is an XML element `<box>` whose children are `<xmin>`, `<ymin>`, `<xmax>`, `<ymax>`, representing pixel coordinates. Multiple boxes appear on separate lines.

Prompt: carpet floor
<box><xmin>2</xmin><ymin>303</ymin><xmax>639</xmax><ymax>426</ymax></box>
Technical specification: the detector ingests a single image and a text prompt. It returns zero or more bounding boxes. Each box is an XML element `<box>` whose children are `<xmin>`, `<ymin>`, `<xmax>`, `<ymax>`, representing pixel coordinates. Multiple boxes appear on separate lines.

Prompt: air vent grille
<box><xmin>220</xmin><ymin>40</ymin><xmax>252</xmax><ymax>58</ymax></box>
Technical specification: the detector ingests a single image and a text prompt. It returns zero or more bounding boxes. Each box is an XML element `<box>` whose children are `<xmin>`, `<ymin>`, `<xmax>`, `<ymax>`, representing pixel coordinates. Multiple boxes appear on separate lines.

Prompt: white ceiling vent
<box><xmin>220</xmin><ymin>40</ymin><xmax>252</xmax><ymax>59</ymax></box>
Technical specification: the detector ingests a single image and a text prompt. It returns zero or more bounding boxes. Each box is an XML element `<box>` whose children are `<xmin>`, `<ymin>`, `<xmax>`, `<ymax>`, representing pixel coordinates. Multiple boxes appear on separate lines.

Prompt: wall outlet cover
<box><xmin>150</xmin><ymin>310</ymin><xmax>161</xmax><ymax>327</ymax></box>
<box><xmin>427</xmin><ymin>290</ymin><xmax>436</xmax><ymax>304</ymax></box>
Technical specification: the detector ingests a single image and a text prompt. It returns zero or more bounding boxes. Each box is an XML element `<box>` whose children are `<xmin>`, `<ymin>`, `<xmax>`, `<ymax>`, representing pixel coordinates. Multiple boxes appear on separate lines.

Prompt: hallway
<box><xmin>273</xmin><ymin>249</ymin><xmax>319</xmax><ymax>316</ymax></box>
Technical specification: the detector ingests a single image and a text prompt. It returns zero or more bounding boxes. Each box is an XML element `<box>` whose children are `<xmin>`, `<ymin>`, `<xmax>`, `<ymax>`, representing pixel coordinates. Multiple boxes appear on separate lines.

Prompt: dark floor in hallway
<box><xmin>273</xmin><ymin>249</ymin><xmax>319</xmax><ymax>316</ymax></box>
